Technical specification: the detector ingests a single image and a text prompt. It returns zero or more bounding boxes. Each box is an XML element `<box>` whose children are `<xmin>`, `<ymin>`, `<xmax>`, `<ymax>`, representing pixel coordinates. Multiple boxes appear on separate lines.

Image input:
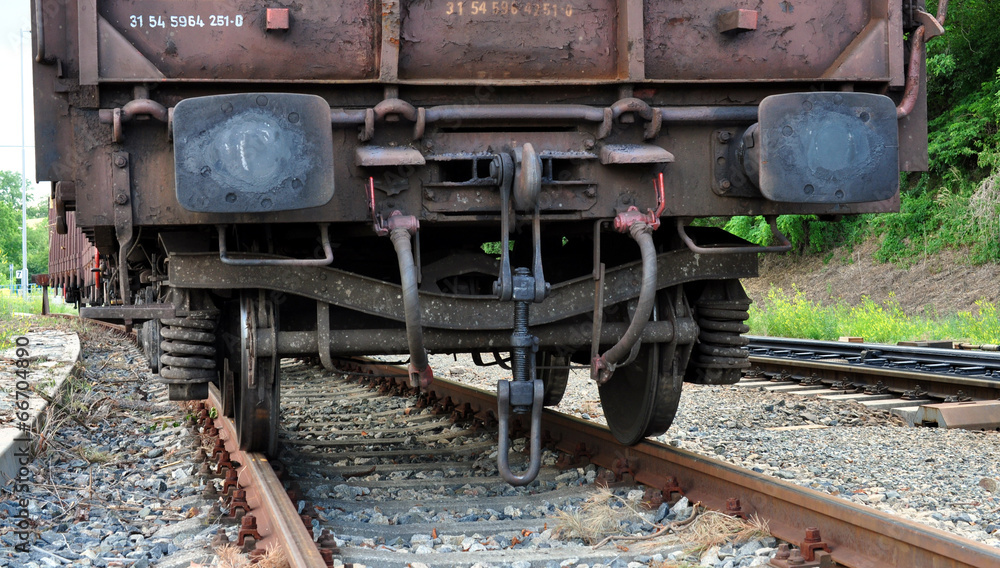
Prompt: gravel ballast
<box><xmin>430</xmin><ymin>353</ymin><xmax>1000</xmax><ymax>551</ymax></box>
<box><xmin>0</xmin><ymin>322</ymin><xmax>226</xmax><ymax>568</ymax></box>
<box><xmin>4</xmin><ymin>323</ymin><xmax>996</xmax><ymax>568</ymax></box>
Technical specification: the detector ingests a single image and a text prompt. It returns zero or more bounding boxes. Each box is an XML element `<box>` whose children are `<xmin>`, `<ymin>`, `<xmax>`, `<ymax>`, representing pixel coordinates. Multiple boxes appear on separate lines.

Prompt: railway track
<box><xmin>742</xmin><ymin>337</ymin><xmax>1000</xmax><ymax>429</ymax></box>
<box><xmin>191</xmin><ymin>356</ymin><xmax>1000</xmax><ymax>568</ymax></box>
<box><xmin>45</xmin><ymin>315</ymin><xmax>1000</xmax><ymax>566</ymax></box>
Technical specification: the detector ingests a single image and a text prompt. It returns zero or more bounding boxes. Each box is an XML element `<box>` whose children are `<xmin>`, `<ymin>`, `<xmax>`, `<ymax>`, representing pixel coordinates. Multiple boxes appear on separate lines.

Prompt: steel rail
<box><xmin>745</xmin><ymin>336</ymin><xmax>1000</xmax><ymax>401</ymax></box>
<box><xmin>55</xmin><ymin>314</ymin><xmax>326</xmax><ymax>566</ymax></box>
<box><xmin>206</xmin><ymin>387</ymin><xmax>326</xmax><ymax>568</ymax></box>
<box><xmin>747</xmin><ymin>336</ymin><xmax>1000</xmax><ymax>371</ymax></box>
<box><xmin>349</xmin><ymin>360</ymin><xmax>1000</xmax><ymax>568</ymax></box>
<box><xmin>747</xmin><ymin>356</ymin><xmax>1000</xmax><ymax>400</ymax></box>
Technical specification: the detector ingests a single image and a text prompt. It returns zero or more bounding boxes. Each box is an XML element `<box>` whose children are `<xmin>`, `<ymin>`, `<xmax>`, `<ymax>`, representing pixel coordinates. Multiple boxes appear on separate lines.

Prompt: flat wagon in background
<box><xmin>35</xmin><ymin>0</ymin><xmax>943</xmax><ymax>483</ymax></box>
<box><xmin>46</xmin><ymin>208</ymin><xmax>99</xmax><ymax>306</ymax></box>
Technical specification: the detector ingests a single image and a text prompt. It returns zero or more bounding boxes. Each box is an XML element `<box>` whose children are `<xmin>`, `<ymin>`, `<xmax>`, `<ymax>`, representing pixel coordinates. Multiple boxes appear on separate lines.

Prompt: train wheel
<box><xmin>220</xmin><ymin>357</ymin><xmax>236</xmax><ymax>419</ymax></box>
<box><xmin>598</xmin><ymin>287</ymin><xmax>692</xmax><ymax>445</ymax></box>
<box><xmin>538</xmin><ymin>350</ymin><xmax>570</xmax><ymax>406</ymax></box>
<box><xmin>235</xmin><ymin>291</ymin><xmax>280</xmax><ymax>456</ymax></box>
<box><xmin>598</xmin><ymin>343</ymin><xmax>683</xmax><ymax>445</ymax></box>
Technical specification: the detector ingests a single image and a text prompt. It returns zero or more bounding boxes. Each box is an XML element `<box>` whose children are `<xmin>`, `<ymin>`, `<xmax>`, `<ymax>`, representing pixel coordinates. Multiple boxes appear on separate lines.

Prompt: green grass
<box><xmin>748</xmin><ymin>287</ymin><xmax>1000</xmax><ymax>344</ymax></box>
<box><xmin>0</xmin><ymin>290</ymin><xmax>77</xmax><ymax>349</ymax></box>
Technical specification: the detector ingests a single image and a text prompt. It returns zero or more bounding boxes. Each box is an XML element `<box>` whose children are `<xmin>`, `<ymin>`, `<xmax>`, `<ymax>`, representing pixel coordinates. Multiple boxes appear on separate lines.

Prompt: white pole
<box><xmin>19</xmin><ymin>29</ymin><xmax>29</xmax><ymax>300</ymax></box>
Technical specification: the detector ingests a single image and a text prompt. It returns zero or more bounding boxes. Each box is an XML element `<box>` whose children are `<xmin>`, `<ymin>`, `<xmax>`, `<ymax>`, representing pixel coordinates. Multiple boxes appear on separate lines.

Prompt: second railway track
<box><xmin>742</xmin><ymin>336</ymin><xmax>1000</xmax><ymax>429</ymax></box>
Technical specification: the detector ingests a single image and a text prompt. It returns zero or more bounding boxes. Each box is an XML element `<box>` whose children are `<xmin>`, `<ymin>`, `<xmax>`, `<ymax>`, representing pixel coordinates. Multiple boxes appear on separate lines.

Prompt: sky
<box><xmin>0</xmin><ymin>1</ymin><xmax>47</xmax><ymax>206</ymax></box>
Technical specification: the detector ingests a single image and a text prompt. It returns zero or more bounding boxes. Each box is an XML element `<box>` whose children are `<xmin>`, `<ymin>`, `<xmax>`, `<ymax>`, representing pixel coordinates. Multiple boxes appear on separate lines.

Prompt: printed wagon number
<box><xmin>445</xmin><ymin>2</ymin><xmax>574</xmax><ymax>17</ymax></box>
<box><xmin>170</xmin><ymin>15</ymin><xmax>206</xmax><ymax>27</ymax></box>
<box><xmin>130</xmin><ymin>15</ymin><xmax>243</xmax><ymax>28</ymax></box>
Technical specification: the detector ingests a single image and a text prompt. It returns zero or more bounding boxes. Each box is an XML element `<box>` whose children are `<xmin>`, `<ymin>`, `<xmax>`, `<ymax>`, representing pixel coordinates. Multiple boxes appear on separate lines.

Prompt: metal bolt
<box><xmin>114</xmin><ymin>156</ymin><xmax>127</xmax><ymax>168</ymax></box>
<box><xmin>114</xmin><ymin>194</ymin><xmax>129</xmax><ymax>205</ymax></box>
<box><xmin>774</xmin><ymin>544</ymin><xmax>791</xmax><ymax>559</ymax></box>
<box><xmin>584</xmin><ymin>188</ymin><xmax>596</xmax><ymax>198</ymax></box>
<box><xmin>719</xmin><ymin>180</ymin><xmax>732</xmax><ymax>191</ymax></box>
<box><xmin>717</xmin><ymin>131</ymin><xmax>732</xmax><ymax>143</ymax></box>
<box><xmin>424</xmin><ymin>189</ymin><xmax>435</xmax><ymax>201</ymax></box>
<box><xmin>583</xmin><ymin>139</ymin><xmax>595</xmax><ymax>149</ymax></box>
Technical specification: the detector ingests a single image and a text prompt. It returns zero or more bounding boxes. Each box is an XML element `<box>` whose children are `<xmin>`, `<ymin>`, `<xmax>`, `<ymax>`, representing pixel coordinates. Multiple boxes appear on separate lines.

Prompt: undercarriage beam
<box><xmin>168</xmin><ymin>249</ymin><xmax>756</xmax><ymax>331</ymax></box>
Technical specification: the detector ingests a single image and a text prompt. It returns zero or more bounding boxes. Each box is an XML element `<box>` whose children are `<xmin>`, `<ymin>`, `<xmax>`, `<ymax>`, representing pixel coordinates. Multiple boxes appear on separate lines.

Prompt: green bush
<box><xmin>747</xmin><ymin>286</ymin><xmax>838</xmax><ymax>339</ymax></box>
<box><xmin>749</xmin><ymin>287</ymin><xmax>1000</xmax><ymax>345</ymax></box>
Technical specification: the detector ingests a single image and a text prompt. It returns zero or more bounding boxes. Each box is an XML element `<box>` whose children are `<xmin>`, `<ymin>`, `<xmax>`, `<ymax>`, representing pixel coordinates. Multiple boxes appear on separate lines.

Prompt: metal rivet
<box><xmin>222</xmin><ymin>102</ymin><xmax>233</xmax><ymax>113</ymax></box>
<box><xmin>804</xmin><ymin>184</ymin><xmax>814</xmax><ymax>195</ymax></box>
<box><xmin>782</xmin><ymin>125</ymin><xmax>794</xmax><ymax>137</ymax></box>
<box><xmin>225</xmin><ymin>193</ymin><xmax>237</xmax><ymax>203</ymax></box>
<box><xmin>835</xmin><ymin>190</ymin><xmax>845</xmax><ymax>199</ymax></box>
<box><xmin>288</xmin><ymin>112</ymin><xmax>300</xmax><ymax>123</ymax></box>
<box><xmin>261</xmin><ymin>198</ymin><xmax>272</xmax><ymax>208</ymax></box>
<box><xmin>114</xmin><ymin>194</ymin><xmax>129</xmax><ymax>205</ymax></box>
<box><xmin>201</xmin><ymin>166</ymin><xmax>211</xmax><ymax>176</ymax></box>
<box><xmin>256</xmin><ymin>95</ymin><xmax>269</xmax><ymax>107</ymax></box>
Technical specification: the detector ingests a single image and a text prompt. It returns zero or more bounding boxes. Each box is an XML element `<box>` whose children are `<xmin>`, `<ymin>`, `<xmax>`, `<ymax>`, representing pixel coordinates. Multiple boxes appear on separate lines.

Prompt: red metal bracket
<box><xmin>368</xmin><ymin>177</ymin><xmax>420</xmax><ymax>237</ymax></box>
<box><xmin>613</xmin><ymin>172</ymin><xmax>666</xmax><ymax>232</ymax></box>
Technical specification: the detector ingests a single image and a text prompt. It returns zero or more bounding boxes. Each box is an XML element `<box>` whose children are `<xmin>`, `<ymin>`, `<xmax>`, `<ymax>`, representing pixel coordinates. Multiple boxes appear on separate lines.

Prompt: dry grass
<box><xmin>76</xmin><ymin>445</ymin><xmax>117</xmax><ymax>464</ymax></box>
<box><xmin>211</xmin><ymin>544</ymin><xmax>291</xmax><ymax>568</ymax></box>
<box><xmin>254</xmin><ymin>545</ymin><xmax>290</xmax><ymax>568</ymax></box>
<box><xmin>214</xmin><ymin>544</ymin><xmax>251</xmax><ymax>568</ymax></box>
<box><xmin>554</xmin><ymin>487</ymin><xmax>772</xmax><ymax>561</ymax></box>
<box><xmin>969</xmin><ymin>172</ymin><xmax>1000</xmax><ymax>240</ymax></box>
<box><xmin>670</xmin><ymin>510</ymin><xmax>770</xmax><ymax>554</ymax></box>
<box><xmin>552</xmin><ymin>486</ymin><xmax>652</xmax><ymax>545</ymax></box>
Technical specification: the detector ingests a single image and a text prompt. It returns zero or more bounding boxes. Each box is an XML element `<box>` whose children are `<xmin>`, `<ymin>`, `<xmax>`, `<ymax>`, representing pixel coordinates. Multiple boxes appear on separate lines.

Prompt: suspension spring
<box><xmin>688</xmin><ymin>283</ymin><xmax>751</xmax><ymax>385</ymax></box>
<box><xmin>159</xmin><ymin>316</ymin><xmax>218</xmax><ymax>396</ymax></box>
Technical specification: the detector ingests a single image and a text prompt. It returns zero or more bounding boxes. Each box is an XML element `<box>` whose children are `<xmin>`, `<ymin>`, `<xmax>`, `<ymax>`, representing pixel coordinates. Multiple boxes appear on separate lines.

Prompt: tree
<box><xmin>0</xmin><ymin>200</ymin><xmax>20</xmax><ymax>270</ymax></box>
<box><xmin>0</xmin><ymin>171</ymin><xmax>29</xmax><ymax>208</ymax></box>
<box><xmin>0</xmin><ymin>170</ymin><xmax>49</xmax><ymax>276</ymax></box>
<box><xmin>27</xmin><ymin>198</ymin><xmax>47</xmax><ymax>219</ymax></box>
<box><xmin>926</xmin><ymin>1</ymin><xmax>1000</xmax><ymax>118</ymax></box>
<box><xmin>26</xmin><ymin>221</ymin><xmax>48</xmax><ymax>275</ymax></box>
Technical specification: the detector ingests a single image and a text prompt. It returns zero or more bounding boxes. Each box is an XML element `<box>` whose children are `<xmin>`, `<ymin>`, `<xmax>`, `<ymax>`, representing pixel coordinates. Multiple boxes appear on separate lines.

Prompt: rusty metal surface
<box><xmin>645</xmin><ymin>1</ymin><xmax>884</xmax><ymax>82</ymax></box>
<box><xmin>47</xmin><ymin>210</ymin><xmax>100</xmax><ymax>303</ymax></box>
<box><xmin>65</xmin><ymin>0</ymin><xmax>901</xmax><ymax>85</ymax></box>
<box><xmin>79</xmin><ymin>304</ymin><xmax>176</xmax><ymax>323</ymax></box>
<box><xmin>168</xmin><ymin>249</ymin><xmax>757</xmax><ymax>331</ymax></box>
<box><xmin>89</xmin><ymin>0</ymin><xmax>378</xmax><ymax>82</ymax></box>
<box><xmin>207</xmin><ymin>387</ymin><xmax>326</xmax><ymax>568</ymax></box>
<box><xmin>399</xmin><ymin>0</ymin><xmax>618</xmax><ymax>81</ymax></box>
<box><xmin>363</xmin><ymin>367</ymin><xmax>1000</xmax><ymax>568</ymax></box>
<box><xmin>34</xmin><ymin>0</ymin><xmax>931</xmax><ymax>378</ymax></box>
<box><xmin>262</xmin><ymin>320</ymin><xmax>695</xmax><ymax>356</ymax></box>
